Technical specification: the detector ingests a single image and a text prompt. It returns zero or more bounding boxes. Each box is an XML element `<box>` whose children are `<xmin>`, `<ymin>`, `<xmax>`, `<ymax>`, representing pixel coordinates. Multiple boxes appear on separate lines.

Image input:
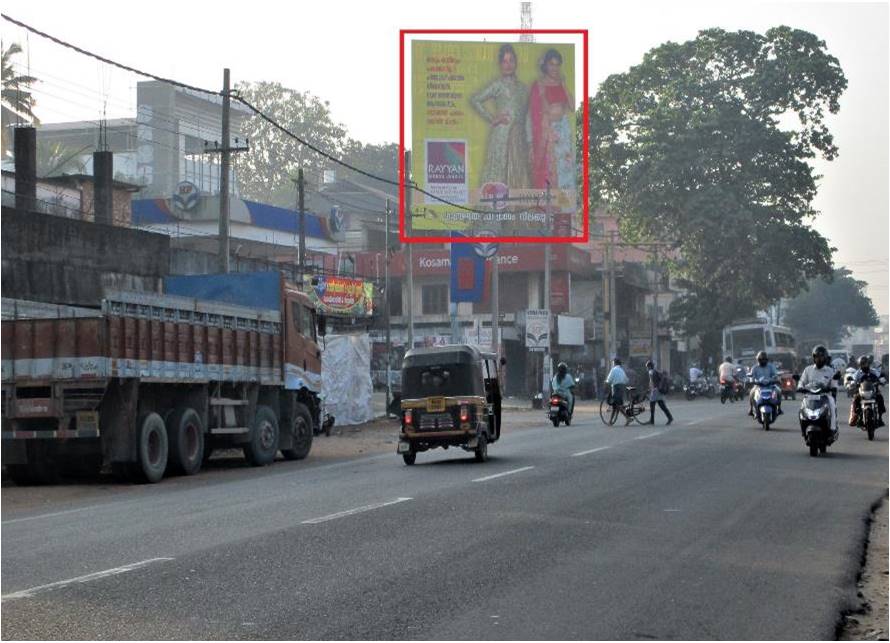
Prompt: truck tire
<box><xmin>244</xmin><ymin>405</ymin><xmax>279</xmax><ymax>466</ymax></box>
<box><xmin>281</xmin><ymin>403</ymin><xmax>313</xmax><ymax>461</ymax></box>
<box><xmin>133</xmin><ymin>412</ymin><xmax>169</xmax><ymax>484</ymax></box>
<box><xmin>166</xmin><ymin>406</ymin><xmax>204</xmax><ymax>476</ymax></box>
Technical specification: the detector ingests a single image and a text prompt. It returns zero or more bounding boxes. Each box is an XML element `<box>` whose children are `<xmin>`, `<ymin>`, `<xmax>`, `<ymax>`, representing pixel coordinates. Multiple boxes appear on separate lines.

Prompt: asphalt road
<box><xmin>2</xmin><ymin>397</ymin><xmax>886</xmax><ymax>640</ymax></box>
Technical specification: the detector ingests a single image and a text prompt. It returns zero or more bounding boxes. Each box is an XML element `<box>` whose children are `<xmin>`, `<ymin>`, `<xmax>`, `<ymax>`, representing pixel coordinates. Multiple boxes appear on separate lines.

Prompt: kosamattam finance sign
<box><xmin>411</xmin><ymin>40</ymin><xmax>578</xmax><ymax>238</ymax></box>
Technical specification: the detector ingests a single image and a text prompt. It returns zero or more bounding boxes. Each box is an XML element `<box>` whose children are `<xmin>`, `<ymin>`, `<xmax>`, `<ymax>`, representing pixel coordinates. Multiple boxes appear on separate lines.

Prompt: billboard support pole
<box><xmin>491</xmin><ymin>249</ymin><xmax>499</xmax><ymax>354</ymax></box>
<box><xmin>385</xmin><ymin>198</ymin><xmax>392</xmax><ymax>416</ymax></box>
<box><xmin>298</xmin><ymin>167</ymin><xmax>306</xmax><ymax>277</ymax></box>
<box><xmin>543</xmin><ymin>182</ymin><xmax>552</xmax><ymax>397</ymax></box>
<box><xmin>405</xmin><ymin>150</ymin><xmax>415</xmax><ymax>350</ymax></box>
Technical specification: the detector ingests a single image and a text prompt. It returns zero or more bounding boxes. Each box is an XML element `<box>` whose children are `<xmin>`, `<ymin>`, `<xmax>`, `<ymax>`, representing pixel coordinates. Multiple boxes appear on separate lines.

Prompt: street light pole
<box><xmin>384</xmin><ymin>198</ymin><xmax>392</xmax><ymax>415</ymax></box>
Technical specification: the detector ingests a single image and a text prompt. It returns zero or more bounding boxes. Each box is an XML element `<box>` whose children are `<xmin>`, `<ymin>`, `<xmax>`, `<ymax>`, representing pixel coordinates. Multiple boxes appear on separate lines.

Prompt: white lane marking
<box><xmin>1</xmin><ymin>558</ymin><xmax>174</xmax><ymax>602</ymax></box>
<box><xmin>635</xmin><ymin>432</ymin><xmax>663</xmax><ymax>440</ymax></box>
<box><xmin>301</xmin><ymin>497</ymin><xmax>413</xmax><ymax>524</ymax></box>
<box><xmin>686</xmin><ymin>418</ymin><xmax>710</xmax><ymax>426</ymax></box>
<box><xmin>572</xmin><ymin>446</ymin><xmax>612</xmax><ymax>457</ymax></box>
<box><xmin>472</xmin><ymin>466</ymin><xmax>535</xmax><ymax>483</ymax></box>
<box><xmin>2</xmin><ymin>505</ymin><xmax>100</xmax><ymax>526</ymax></box>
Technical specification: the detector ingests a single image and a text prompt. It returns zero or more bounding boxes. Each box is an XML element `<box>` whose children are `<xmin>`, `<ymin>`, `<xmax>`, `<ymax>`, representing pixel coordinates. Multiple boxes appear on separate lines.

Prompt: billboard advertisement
<box><xmin>409</xmin><ymin>38</ymin><xmax>581</xmax><ymax>240</ymax></box>
<box><xmin>304</xmin><ymin>276</ymin><xmax>375</xmax><ymax>317</ymax></box>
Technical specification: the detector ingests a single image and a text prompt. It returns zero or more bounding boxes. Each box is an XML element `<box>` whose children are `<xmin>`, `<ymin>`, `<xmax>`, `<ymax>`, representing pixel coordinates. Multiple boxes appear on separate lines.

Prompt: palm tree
<box><xmin>2</xmin><ymin>42</ymin><xmax>39</xmax><ymax>124</ymax></box>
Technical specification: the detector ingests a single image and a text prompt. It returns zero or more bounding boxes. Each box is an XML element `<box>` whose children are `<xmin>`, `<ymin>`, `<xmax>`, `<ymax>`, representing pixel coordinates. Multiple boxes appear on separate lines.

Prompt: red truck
<box><xmin>2</xmin><ymin>272</ymin><xmax>326</xmax><ymax>484</ymax></box>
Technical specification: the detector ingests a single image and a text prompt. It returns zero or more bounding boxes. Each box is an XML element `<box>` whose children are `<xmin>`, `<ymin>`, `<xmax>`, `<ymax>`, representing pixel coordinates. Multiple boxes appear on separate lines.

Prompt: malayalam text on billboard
<box><xmin>411</xmin><ymin>40</ymin><xmax>579</xmax><ymax>238</ymax></box>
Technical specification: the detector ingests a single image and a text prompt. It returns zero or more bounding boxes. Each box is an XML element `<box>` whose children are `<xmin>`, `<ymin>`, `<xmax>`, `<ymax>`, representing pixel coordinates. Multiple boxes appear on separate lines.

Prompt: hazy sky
<box><xmin>3</xmin><ymin>0</ymin><xmax>887</xmax><ymax>315</ymax></box>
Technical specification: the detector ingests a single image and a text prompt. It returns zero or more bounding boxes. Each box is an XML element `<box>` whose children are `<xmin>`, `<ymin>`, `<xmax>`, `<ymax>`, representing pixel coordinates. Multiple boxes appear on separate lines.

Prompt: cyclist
<box><xmin>605</xmin><ymin>357</ymin><xmax>629</xmax><ymax>409</ymax></box>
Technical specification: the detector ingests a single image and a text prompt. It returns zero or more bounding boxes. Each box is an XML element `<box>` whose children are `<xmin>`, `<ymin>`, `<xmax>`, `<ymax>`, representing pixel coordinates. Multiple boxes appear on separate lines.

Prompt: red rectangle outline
<box><xmin>399</xmin><ymin>29</ymin><xmax>589</xmax><ymax>245</ymax></box>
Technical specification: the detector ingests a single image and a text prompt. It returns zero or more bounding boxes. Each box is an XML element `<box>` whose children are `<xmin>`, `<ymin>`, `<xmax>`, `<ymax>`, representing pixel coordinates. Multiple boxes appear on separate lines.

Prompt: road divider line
<box><xmin>572</xmin><ymin>446</ymin><xmax>612</xmax><ymax>457</ymax></box>
<box><xmin>634</xmin><ymin>432</ymin><xmax>663</xmax><ymax>440</ymax></box>
<box><xmin>686</xmin><ymin>418</ymin><xmax>710</xmax><ymax>426</ymax></box>
<box><xmin>1</xmin><ymin>558</ymin><xmax>174</xmax><ymax>602</ymax></box>
<box><xmin>301</xmin><ymin>497</ymin><xmax>413</xmax><ymax>524</ymax></box>
<box><xmin>473</xmin><ymin>466</ymin><xmax>535</xmax><ymax>483</ymax></box>
<box><xmin>2</xmin><ymin>505</ymin><xmax>100</xmax><ymax>525</ymax></box>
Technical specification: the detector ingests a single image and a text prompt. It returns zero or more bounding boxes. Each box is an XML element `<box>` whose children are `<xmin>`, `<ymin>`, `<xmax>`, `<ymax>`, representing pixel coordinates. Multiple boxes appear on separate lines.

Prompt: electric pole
<box><xmin>405</xmin><ymin>150</ymin><xmax>415</xmax><ymax>350</ymax></box>
<box><xmin>219</xmin><ymin>69</ymin><xmax>231</xmax><ymax>273</ymax></box>
<box><xmin>543</xmin><ymin>181</ymin><xmax>552</xmax><ymax>397</ymax></box>
<box><xmin>384</xmin><ymin>198</ymin><xmax>393</xmax><ymax>415</ymax></box>
<box><xmin>203</xmin><ymin>68</ymin><xmax>248</xmax><ymax>273</ymax></box>
<box><xmin>298</xmin><ymin>168</ymin><xmax>306</xmax><ymax>275</ymax></box>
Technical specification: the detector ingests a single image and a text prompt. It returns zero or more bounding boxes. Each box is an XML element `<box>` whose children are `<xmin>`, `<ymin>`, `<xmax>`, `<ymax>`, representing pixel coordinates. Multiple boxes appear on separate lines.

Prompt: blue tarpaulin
<box><xmin>164</xmin><ymin>272</ymin><xmax>281</xmax><ymax>311</ymax></box>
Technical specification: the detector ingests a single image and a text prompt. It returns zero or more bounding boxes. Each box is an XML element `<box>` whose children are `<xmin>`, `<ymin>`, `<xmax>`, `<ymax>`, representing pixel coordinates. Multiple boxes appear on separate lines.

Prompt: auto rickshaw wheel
<box><xmin>474</xmin><ymin>433</ymin><xmax>488</xmax><ymax>463</ymax></box>
<box><xmin>402</xmin><ymin>449</ymin><xmax>416</xmax><ymax>465</ymax></box>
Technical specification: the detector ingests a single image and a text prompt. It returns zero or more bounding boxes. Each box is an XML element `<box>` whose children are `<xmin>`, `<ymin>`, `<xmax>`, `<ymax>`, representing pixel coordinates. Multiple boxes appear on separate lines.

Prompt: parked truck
<box><xmin>2</xmin><ymin>272</ymin><xmax>326</xmax><ymax>484</ymax></box>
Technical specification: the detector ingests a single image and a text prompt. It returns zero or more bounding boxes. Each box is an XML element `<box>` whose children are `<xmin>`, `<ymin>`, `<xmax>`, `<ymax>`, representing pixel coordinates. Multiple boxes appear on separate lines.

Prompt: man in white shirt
<box><xmin>718</xmin><ymin>357</ymin><xmax>736</xmax><ymax>384</ymax></box>
<box><xmin>605</xmin><ymin>357</ymin><xmax>629</xmax><ymax>407</ymax></box>
<box><xmin>689</xmin><ymin>365</ymin><xmax>703</xmax><ymax>383</ymax></box>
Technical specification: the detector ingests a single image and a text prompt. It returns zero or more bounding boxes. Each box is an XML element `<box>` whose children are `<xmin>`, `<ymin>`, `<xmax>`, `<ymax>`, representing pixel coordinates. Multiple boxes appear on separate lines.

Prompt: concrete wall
<box><xmin>1</xmin><ymin>207</ymin><xmax>169</xmax><ymax>306</ymax></box>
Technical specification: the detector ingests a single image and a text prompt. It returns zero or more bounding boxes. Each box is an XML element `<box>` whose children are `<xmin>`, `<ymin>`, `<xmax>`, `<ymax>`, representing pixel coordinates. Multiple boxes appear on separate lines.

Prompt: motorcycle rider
<box><xmin>798</xmin><ymin>345</ymin><xmax>839</xmax><ymax>437</ymax></box>
<box><xmin>718</xmin><ymin>356</ymin><xmax>736</xmax><ymax>389</ymax></box>
<box><xmin>551</xmin><ymin>362</ymin><xmax>576</xmax><ymax>418</ymax></box>
<box><xmin>748</xmin><ymin>351</ymin><xmax>782</xmax><ymax>416</ymax></box>
<box><xmin>849</xmin><ymin>355</ymin><xmax>886</xmax><ymax>427</ymax></box>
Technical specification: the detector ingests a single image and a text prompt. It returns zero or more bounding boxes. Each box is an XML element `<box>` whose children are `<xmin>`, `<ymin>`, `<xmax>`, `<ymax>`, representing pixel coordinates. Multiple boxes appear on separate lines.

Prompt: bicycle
<box><xmin>599</xmin><ymin>386</ymin><xmax>647</xmax><ymax>425</ymax></box>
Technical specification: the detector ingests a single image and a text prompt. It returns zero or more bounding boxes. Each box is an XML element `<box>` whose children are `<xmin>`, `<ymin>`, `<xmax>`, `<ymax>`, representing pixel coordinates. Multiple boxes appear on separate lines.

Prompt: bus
<box><xmin>722</xmin><ymin>319</ymin><xmax>797</xmax><ymax>371</ymax></box>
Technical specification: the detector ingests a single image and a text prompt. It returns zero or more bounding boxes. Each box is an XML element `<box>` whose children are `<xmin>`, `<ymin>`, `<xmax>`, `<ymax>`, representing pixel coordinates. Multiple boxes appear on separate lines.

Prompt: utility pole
<box><xmin>203</xmin><ymin>68</ymin><xmax>248</xmax><ymax>273</ymax></box>
<box><xmin>218</xmin><ymin>69</ymin><xmax>231</xmax><ymax>273</ymax></box>
<box><xmin>298</xmin><ymin>168</ymin><xmax>306</xmax><ymax>275</ymax></box>
<box><xmin>601</xmin><ymin>233</ymin><xmax>610</xmax><ymax>370</ymax></box>
<box><xmin>651</xmin><ymin>244</ymin><xmax>659</xmax><ymax>366</ymax></box>
<box><xmin>405</xmin><ymin>150</ymin><xmax>415</xmax><ymax>350</ymax></box>
<box><xmin>609</xmin><ymin>229</ymin><xmax>618</xmax><ymax>360</ymax></box>
<box><xmin>491</xmin><ymin>248</ymin><xmax>499</xmax><ymax>354</ymax></box>
<box><xmin>384</xmin><ymin>198</ymin><xmax>393</xmax><ymax>415</ymax></box>
<box><xmin>543</xmin><ymin>181</ymin><xmax>552</xmax><ymax>397</ymax></box>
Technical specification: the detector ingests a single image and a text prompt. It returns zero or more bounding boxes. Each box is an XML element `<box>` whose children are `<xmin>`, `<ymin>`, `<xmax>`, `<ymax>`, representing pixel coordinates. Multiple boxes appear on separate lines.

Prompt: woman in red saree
<box><xmin>528</xmin><ymin>49</ymin><xmax>575</xmax><ymax>191</ymax></box>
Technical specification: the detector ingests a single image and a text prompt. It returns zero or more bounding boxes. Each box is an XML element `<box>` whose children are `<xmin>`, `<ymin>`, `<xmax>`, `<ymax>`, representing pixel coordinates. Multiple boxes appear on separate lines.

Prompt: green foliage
<box><xmin>36</xmin><ymin>141</ymin><xmax>89</xmax><ymax>177</ymax></box>
<box><xmin>588</xmin><ymin>27</ymin><xmax>845</xmax><ymax>341</ymax></box>
<box><xmin>235</xmin><ymin>81</ymin><xmax>398</xmax><ymax>207</ymax></box>
<box><xmin>1</xmin><ymin>42</ymin><xmax>39</xmax><ymax>124</ymax></box>
<box><xmin>783</xmin><ymin>268</ymin><xmax>880</xmax><ymax>346</ymax></box>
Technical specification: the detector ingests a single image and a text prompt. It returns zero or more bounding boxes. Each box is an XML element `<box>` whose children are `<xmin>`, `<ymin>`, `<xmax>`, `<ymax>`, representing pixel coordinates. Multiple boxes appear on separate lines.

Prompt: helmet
<box><xmin>557</xmin><ymin>362</ymin><xmax>568</xmax><ymax>375</ymax></box>
<box><xmin>859</xmin><ymin>355</ymin><xmax>870</xmax><ymax>369</ymax></box>
<box><xmin>645</xmin><ymin>360</ymin><xmax>654</xmax><ymax>369</ymax></box>
<box><xmin>812</xmin><ymin>345</ymin><xmax>829</xmax><ymax>368</ymax></box>
<box><xmin>756</xmin><ymin>351</ymin><xmax>768</xmax><ymax>366</ymax></box>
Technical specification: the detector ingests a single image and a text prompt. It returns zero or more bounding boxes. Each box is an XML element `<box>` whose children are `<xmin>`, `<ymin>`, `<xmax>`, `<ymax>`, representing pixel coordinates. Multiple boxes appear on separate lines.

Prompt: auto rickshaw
<box><xmin>397</xmin><ymin>345</ymin><xmax>502</xmax><ymax>465</ymax></box>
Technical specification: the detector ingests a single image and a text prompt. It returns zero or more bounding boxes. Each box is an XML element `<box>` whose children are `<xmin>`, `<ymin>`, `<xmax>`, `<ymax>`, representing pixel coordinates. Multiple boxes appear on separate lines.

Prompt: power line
<box><xmin>2</xmin><ymin>13</ymin><xmax>524</xmax><ymax>219</ymax></box>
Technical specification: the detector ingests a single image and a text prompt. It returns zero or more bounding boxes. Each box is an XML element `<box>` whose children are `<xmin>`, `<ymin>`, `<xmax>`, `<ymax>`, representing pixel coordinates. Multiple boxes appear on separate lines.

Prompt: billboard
<box><xmin>304</xmin><ymin>276</ymin><xmax>374</xmax><ymax>317</ymax></box>
<box><xmin>526</xmin><ymin>309</ymin><xmax>550</xmax><ymax>351</ymax></box>
<box><xmin>408</xmin><ymin>38</ymin><xmax>582</xmax><ymax>241</ymax></box>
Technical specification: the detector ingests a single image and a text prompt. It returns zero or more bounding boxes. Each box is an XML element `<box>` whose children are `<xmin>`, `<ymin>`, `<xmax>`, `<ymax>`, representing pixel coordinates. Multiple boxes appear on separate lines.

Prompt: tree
<box><xmin>588</xmin><ymin>27</ymin><xmax>845</xmax><ymax>357</ymax></box>
<box><xmin>36</xmin><ymin>141</ymin><xmax>89</xmax><ymax>177</ymax></box>
<box><xmin>1</xmin><ymin>42</ymin><xmax>39</xmax><ymax>124</ymax></box>
<box><xmin>235</xmin><ymin>81</ymin><xmax>348</xmax><ymax>207</ymax></box>
<box><xmin>783</xmin><ymin>268</ymin><xmax>879</xmax><ymax>347</ymax></box>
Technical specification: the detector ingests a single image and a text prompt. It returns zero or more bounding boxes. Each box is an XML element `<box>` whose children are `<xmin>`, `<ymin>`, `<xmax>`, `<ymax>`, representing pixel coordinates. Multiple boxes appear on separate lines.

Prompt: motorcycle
<box><xmin>799</xmin><ymin>384</ymin><xmax>836</xmax><ymax>456</ymax></box>
<box><xmin>752</xmin><ymin>378</ymin><xmax>780</xmax><ymax>431</ymax></box>
<box><xmin>844</xmin><ymin>368</ymin><xmax>857</xmax><ymax>398</ymax></box>
<box><xmin>684</xmin><ymin>378</ymin><xmax>709</xmax><ymax>400</ymax></box>
<box><xmin>857</xmin><ymin>380</ymin><xmax>881</xmax><ymax>441</ymax></box>
<box><xmin>548</xmin><ymin>393</ymin><xmax>572</xmax><ymax>427</ymax></box>
<box><xmin>719</xmin><ymin>379</ymin><xmax>736</xmax><ymax>404</ymax></box>
<box><xmin>733</xmin><ymin>378</ymin><xmax>746</xmax><ymax>402</ymax></box>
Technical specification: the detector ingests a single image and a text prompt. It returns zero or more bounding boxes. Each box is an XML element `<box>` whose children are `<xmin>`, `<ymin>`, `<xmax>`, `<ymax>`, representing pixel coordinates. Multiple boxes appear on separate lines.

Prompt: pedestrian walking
<box><xmin>644</xmin><ymin>360</ymin><xmax>674</xmax><ymax>425</ymax></box>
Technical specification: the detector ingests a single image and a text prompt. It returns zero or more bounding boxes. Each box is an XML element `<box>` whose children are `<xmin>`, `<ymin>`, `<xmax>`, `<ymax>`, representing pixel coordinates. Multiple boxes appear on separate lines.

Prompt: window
<box><xmin>421</xmin><ymin>284</ymin><xmax>448</xmax><ymax>315</ymax></box>
<box><xmin>292</xmin><ymin>302</ymin><xmax>314</xmax><ymax>338</ymax></box>
<box><xmin>732</xmin><ymin>329</ymin><xmax>765</xmax><ymax>356</ymax></box>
